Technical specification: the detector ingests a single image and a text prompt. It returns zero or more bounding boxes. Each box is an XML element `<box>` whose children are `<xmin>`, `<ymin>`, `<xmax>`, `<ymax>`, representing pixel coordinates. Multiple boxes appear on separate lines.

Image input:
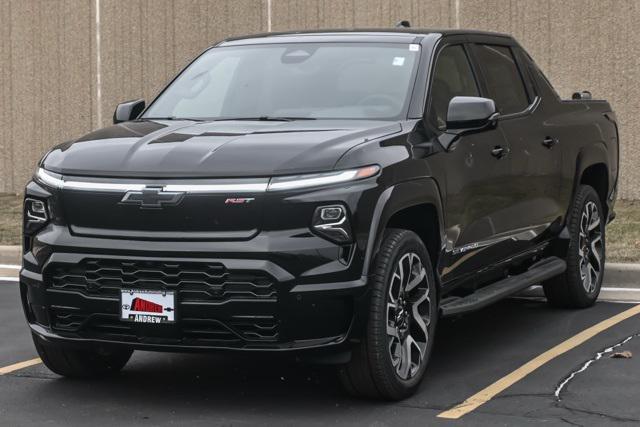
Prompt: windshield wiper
<box><xmin>140</xmin><ymin>116</ymin><xmax>205</xmax><ymax>121</ymax></box>
<box><xmin>212</xmin><ymin>116</ymin><xmax>317</xmax><ymax>122</ymax></box>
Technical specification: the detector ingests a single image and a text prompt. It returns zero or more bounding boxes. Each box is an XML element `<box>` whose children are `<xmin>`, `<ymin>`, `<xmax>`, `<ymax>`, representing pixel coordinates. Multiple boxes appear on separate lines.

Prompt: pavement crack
<box><xmin>554</xmin><ymin>332</ymin><xmax>640</xmax><ymax>401</ymax></box>
<box><xmin>491</xmin><ymin>392</ymin><xmax>550</xmax><ymax>400</ymax></box>
<box><xmin>560</xmin><ymin>417</ymin><xmax>584</xmax><ymax>427</ymax></box>
<box><xmin>559</xmin><ymin>404</ymin><xmax>640</xmax><ymax>423</ymax></box>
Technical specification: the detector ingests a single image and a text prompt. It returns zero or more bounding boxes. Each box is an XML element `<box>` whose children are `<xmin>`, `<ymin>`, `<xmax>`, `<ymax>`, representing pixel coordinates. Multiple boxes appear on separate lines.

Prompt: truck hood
<box><xmin>42</xmin><ymin>119</ymin><xmax>401</xmax><ymax>178</ymax></box>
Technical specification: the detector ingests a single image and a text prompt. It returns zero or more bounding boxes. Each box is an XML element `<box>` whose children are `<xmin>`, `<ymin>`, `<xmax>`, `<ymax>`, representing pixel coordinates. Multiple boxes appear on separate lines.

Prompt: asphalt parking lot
<box><xmin>1</xmin><ymin>276</ymin><xmax>639</xmax><ymax>426</ymax></box>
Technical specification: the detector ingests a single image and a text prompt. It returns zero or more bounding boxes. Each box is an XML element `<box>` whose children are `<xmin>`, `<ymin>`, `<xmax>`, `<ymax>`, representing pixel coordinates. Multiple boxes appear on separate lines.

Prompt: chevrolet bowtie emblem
<box><xmin>120</xmin><ymin>188</ymin><xmax>184</xmax><ymax>209</ymax></box>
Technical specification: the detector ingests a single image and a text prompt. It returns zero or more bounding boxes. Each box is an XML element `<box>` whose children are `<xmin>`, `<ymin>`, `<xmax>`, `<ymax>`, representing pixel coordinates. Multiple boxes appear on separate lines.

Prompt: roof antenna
<box><xmin>395</xmin><ymin>20</ymin><xmax>411</xmax><ymax>28</ymax></box>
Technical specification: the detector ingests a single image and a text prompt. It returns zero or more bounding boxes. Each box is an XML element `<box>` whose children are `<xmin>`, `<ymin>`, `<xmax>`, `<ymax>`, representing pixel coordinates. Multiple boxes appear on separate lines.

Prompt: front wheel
<box><xmin>544</xmin><ymin>185</ymin><xmax>605</xmax><ymax>308</ymax></box>
<box><xmin>338</xmin><ymin>229</ymin><xmax>437</xmax><ymax>400</ymax></box>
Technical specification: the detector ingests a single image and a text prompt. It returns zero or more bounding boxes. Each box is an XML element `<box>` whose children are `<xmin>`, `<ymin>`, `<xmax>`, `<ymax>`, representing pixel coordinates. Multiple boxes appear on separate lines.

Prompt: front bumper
<box><xmin>21</xmin><ymin>227</ymin><xmax>371</xmax><ymax>353</ymax></box>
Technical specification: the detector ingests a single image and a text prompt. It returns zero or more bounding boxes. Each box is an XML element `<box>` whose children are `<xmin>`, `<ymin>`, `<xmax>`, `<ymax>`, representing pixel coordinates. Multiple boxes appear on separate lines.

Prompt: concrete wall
<box><xmin>0</xmin><ymin>0</ymin><xmax>638</xmax><ymax>199</ymax></box>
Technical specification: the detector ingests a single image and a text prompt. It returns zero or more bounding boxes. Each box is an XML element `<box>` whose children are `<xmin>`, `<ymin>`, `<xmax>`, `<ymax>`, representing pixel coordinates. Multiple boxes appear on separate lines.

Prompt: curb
<box><xmin>0</xmin><ymin>245</ymin><xmax>638</xmax><ymax>285</ymax></box>
<box><xmin>0</xmin><ymin>246</ymin><xmax>20</xmax><ymax>265</ymax></box>
<box><xmin>603</xmin><ymin>263</ymin><xmax>640</xmax><ymax>287</ymax></box>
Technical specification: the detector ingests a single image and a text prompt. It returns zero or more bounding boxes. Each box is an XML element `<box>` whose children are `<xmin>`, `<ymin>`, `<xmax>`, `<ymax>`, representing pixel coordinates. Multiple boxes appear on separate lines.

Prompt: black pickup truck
<box><xmin>21</xmin><ymin>28</ymin><xmax>618</xmax><ymax>400</ymax></box>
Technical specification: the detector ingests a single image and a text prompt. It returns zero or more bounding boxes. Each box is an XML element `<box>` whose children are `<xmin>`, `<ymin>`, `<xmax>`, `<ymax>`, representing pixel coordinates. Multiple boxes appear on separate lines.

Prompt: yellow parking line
<box><xmin>0</xmin><ymin>358</ymin><xmax>42</xmax><ymax>375</ymax></box>
<box><xmin>438</xmin><ymin>303</ymin><xmax>640</xmax><ymax>420</ymax></box>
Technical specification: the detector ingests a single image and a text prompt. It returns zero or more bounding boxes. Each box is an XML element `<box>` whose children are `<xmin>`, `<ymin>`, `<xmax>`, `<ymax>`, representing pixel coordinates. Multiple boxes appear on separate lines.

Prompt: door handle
<box><xmin>542</xmin><ymin>136</ymin><xmax>559</xmax><ymax>148</ymax></box>
<box><xmin>491</xmin><ymin>146</ymin><xmax>507</xmax><ymax>159</ymax></box>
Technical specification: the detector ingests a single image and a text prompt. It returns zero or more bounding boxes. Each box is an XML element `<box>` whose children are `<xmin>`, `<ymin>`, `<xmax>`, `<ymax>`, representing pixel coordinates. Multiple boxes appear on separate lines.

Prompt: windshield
<box><xmin>143</xmin><ymin>42</ymin><xmax>420</xmax><ymax>121</ymax></box>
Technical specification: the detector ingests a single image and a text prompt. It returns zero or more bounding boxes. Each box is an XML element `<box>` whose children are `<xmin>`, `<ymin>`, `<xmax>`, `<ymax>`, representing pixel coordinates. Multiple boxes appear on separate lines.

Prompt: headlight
<box><xmin>24</xmin><ymin>198</ymin><xmax>49</xmax><ymax>233</ymax></box>
<box><xmin>267</xmin><ymin>165</ymin><xmax>379</xmax><ymax>192</ymax></box>
<box><xmin>312</xmin><ymin>204</ymin><xmax>352</xmax><ymax>244</ymax></box>
<box><xmin>36</xmin><ymin>168</ymin><xmax>64</xmax><ymax>189</ymax></box>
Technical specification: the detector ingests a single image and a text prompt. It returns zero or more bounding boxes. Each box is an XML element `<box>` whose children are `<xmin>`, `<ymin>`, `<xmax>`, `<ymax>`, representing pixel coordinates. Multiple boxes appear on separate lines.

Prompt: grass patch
<box><xmin>0</xmin><ymin>193</ymin><xmax>638</xmax><ymax>262</ymax></box>
<box><xmin>607</xmin><ymin>199</ymin><xmax>640</xmax><ymax>263</ymax></box>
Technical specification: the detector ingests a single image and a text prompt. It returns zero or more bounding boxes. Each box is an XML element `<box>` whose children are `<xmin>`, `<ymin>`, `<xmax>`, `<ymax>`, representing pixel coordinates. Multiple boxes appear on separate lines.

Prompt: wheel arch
<box><xmin>573</xmin><ymin>143</ymin><xmax>610</xmax><ymax>219</ymax></box>
<box><xmin>580</xmin><ymin>163</ymin><xmax>609</xmax><ymax>216</ymax></box>
<box><xmin>363</xmin><ymin>178</ymin><xmax>445</xmax><ymax>282</ymax></box>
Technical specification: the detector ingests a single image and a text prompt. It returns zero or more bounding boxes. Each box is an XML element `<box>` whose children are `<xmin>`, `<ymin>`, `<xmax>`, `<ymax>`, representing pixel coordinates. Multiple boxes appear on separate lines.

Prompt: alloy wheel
<box><xmin>578</xmin><ymin>201</ymin><xmax>603</xmax><ymax>293</ymax></box>
<box><xmin>386</xmin><ymin>252</ymin><xmax>432</xmax><ymax>380</ymax></box>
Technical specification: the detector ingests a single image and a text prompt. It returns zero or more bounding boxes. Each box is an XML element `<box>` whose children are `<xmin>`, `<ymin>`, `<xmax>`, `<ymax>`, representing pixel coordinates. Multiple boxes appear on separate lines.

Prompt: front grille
<box><xmin>47</xmin><ymin>259</ymin><xmax>277</xmax><ymax>303</ymax></box>
<box><xmin>45</xmin><ymin>258</ymin><xmax>280</xmax><ymax>346</ymax></box>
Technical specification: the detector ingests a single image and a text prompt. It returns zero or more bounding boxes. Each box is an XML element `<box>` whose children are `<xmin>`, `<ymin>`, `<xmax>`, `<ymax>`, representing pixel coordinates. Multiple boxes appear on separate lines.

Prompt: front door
<box><xmin>426</xmin><ymin>43</ymin><xmax>515</xmax><ymax>285</ymax></box>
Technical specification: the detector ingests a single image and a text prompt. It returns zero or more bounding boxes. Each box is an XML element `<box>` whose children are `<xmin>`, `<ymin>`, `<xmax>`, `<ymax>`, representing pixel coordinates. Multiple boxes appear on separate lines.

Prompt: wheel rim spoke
<box><xmin>411</xmin><ymin>292</ymin><xmax>430</xmax><ymax>338</ymax></box>
<box><xmin>387</xmin><ymin>302</ymin><xmax>399</xmax><ymax>338</ymax></box>
<box><xmin>588</xmin><ymin>263</ymin><xmax>598</xmax><ymax>292</ymax></box>
<box><xmin>584</xmin><ymin>264</ymin><xmax>592</xmax><ymax>292</ymax></box>
<box><xmin>406</xmin><ymin>267</ymin><xmax>426</xmax><ymax>292</ymax></box>
<box><xmin>590</xmin><ymin>235</ymin><xmax>602</xmax><ymax>271</ymax></box>
<box><xmin>389</xmin><ymin>273</ymin><xmax>401</xmax><ymax>304</ymax></box>
<box><xmin>397</xmin><ymin>337</ymin><xmax>412</xmax><ymax>379</ymax></box>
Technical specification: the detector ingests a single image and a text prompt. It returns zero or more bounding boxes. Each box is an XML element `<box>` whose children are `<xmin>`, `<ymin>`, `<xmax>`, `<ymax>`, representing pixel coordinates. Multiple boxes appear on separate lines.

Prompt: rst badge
<box><xmin>121</xmin><ymin>289</ymin><xmax>175</xmax><ymax>323</ymax></box>
<box><xmin>225</xmin><ymin>197</ymin><xmax>255</xmax><ymax>204</ymax></box>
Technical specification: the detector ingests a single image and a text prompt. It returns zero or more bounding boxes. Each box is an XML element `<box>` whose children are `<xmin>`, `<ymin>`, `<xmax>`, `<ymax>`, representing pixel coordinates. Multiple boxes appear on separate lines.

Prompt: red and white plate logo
<box><xmin>121</xmin><ymin>289</ymin><xmax>175</xmax><ymax>323</ymax></box>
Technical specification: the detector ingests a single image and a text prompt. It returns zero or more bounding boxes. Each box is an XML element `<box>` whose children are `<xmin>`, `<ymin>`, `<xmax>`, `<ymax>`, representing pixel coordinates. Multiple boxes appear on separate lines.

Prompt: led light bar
<box><xmin>163</xmin><ymin>182</ymin><xmax>269</xmax><ymax>193</ymax></box>
<box><xmin>36</xmin><ymin>165</ymin><xmax>379</xmax><ymax>193</ymax></box>
<box><xmin>267</xmin><ymin>165</ymin><xmax>380</xmax><ymax>191</ymax></box>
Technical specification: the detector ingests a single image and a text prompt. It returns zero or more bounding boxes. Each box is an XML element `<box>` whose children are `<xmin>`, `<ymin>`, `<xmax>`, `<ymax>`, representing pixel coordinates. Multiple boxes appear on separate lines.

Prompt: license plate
<box><xmin>120</xmin><ymin>289</ymin><xmax>176</xmax><ymax>324</ymax></box>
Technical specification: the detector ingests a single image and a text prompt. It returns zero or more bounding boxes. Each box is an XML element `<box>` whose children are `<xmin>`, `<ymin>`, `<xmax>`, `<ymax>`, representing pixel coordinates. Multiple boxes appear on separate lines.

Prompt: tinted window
<box><xmin>513</xmin><ymin>48</ymin><xmax>537</xmax><ymax>98</ymax></box>
<box><xmin>144</xmin><ymin>43</ymin><xmax>420</xmax><ymax>120</ymax></box>
<box><xmin>521</xmin><ymin>49</ymin><xmax>560</xmax><ymax>99</ymax></box>
<box><xmin>474</xmin><ymin>45</ymin><xmax>529</xmax><ymax>114</ymax></box>
<box><xmin>429</xmin><ymin>45</ymin><xmax>479</xmax><ymax>128</ymax></box>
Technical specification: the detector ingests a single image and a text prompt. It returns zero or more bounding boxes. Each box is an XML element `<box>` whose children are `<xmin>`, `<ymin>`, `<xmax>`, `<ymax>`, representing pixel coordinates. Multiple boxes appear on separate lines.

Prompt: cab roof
<box><xmin>218</xmin><ymin>28</ymin><xmax>513</xmax><ymax>47</ymax></box>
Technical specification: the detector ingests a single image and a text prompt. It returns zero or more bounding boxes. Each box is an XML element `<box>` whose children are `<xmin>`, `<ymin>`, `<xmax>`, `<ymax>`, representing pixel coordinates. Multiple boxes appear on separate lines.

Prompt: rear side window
<box><xmin>429</xmin><ymin>45</ymin><xmax>479</xmax><ymax>129</ymax></box>
<box><xmin>521</xmin><ymin>49</ymin><xmax>561</xmax><ymax>99</ymax></box>
<box><xmin>473</xmin><ymin>44</ymin><xmax>529</xmax><ymax>115</ymax></box>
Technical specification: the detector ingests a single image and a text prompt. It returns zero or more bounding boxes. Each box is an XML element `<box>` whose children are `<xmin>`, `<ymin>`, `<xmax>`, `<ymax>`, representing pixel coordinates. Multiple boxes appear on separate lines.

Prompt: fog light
<box><xmin>320</xmin><ymin>206</ymin><xmax>343</xmax><ymax>221</ymax></box>
<box><xmin>25</xmin><ymin>198</ymin><xmax>47</xmax><ymax>222</ymax></box>
<box><xmin>24</xmin><ymin>198</ymin><xmax>49</xmax><ymax>234</ymax></box>
<box><xmin>312</xmin><ymin>204</ymin><xmax>352</xmax><ymax>244</ymax></box>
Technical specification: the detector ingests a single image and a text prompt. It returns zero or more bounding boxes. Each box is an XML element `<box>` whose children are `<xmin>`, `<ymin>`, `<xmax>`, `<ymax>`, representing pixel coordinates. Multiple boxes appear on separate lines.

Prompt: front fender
<box><xmin>361</xmin><ymin>178</ymin><xmax>445</xmax><ymax>277</ymax></box>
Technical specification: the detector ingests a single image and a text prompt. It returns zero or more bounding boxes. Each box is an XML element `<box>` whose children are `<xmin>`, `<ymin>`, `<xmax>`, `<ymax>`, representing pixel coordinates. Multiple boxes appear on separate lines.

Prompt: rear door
<box><xmin>470</xmin><ymin>41</ymin><xmax>564</xmax><ymax>254</ymax></box>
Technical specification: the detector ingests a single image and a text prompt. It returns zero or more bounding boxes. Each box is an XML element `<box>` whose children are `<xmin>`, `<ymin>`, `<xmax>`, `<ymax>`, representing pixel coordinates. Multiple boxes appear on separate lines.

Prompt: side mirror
<box><xmin>113</xmin><ymin>99</ymin><xmax>145</xmax><ymax>124</ymax></box>
<box><xmin>572</xmin><ymin>91</ymin><xmax>592</xmax><ymax>100</ymax></box>
<box><xmin>446</xmin><ymin>96</ymin><xmax>497</xmax><ymax>131</ymax></box>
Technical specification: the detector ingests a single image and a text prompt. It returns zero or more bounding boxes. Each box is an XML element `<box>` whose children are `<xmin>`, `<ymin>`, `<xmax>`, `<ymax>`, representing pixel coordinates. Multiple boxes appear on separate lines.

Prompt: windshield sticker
<box><xmin>392</xmin><ymin>57</ymin><xmax>406</xmax><ymax>66</ymax></box>
<box><xmin>409</xmin><ymin>44</ymin><xmax>420</xmax><ymax>51</ymax></box>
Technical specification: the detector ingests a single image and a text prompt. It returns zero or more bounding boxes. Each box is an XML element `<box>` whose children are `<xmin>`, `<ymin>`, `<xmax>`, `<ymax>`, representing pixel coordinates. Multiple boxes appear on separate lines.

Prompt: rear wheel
<box><xmin>339</xmin><ymin>229</ymin><xmax>437</xmax><ymax>400</ymax></box>
<box><xmin>32</xmin><ymin>333</ymin><xmax>133</xmax><ymax>378</ymax></box>
<box><xmin>544</xmin><ymin>185</ymin><xmax>605</xmax><ymax>308</ymax></box>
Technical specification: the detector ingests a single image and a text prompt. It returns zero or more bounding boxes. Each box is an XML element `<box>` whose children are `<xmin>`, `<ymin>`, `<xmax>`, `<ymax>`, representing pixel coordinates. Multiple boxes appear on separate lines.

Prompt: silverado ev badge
<box><xmin>120</xmin><ymin>188</ymin><xmax>184</xmax><ymax>209</ymax></box>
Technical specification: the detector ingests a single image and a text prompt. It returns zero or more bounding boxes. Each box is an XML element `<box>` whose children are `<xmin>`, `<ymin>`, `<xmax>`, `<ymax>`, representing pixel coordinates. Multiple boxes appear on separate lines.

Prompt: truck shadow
<box><xmin>26</xmin><ymin>298</ymin><xmax>625</xmax><ymax>421</ymax></box>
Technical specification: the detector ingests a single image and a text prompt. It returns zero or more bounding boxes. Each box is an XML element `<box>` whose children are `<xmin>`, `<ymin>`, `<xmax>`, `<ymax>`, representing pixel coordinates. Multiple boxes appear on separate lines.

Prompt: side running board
<box><xmin>440</xmin><ymin>256</ymin><xmax>566</xmax><ymax>317</ymax></box>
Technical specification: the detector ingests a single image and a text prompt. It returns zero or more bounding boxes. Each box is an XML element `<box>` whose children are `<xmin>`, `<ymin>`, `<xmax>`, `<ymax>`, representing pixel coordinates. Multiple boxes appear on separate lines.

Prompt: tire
<box><xmin>338</xmin><ymin>229</ymin><xmax>438</xmax><ymax>400</ymax></box>
<box><xmin>543</xmin><ymin>185</ymin><xmax>605</xmax><ymax>308</ymax></box>
<box><xmin>32</xmin><ymin>333</ymin><xmax>133</xmax><ymax>378</ymax></box>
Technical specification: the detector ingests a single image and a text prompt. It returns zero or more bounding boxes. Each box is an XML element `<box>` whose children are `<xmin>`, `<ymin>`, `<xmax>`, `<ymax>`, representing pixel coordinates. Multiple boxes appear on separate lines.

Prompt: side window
<box><xmin>521</xmin><ymin>49</ymin><xmax>561</xmax><ymax>100</ymax></box>
<box><xmin>513</xmin><ymin>48</ymin><xmax>537</xmax><ymax>99</ymax></box>
<box><xmin>429</xmin><ymin>45</ymin><xmax>479</xmax><ymax>129</ymax></box>
<box><xmin>473</xmin><ymin>44</ymin><xmax>530</xmax><ymax>115</ymax></box>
